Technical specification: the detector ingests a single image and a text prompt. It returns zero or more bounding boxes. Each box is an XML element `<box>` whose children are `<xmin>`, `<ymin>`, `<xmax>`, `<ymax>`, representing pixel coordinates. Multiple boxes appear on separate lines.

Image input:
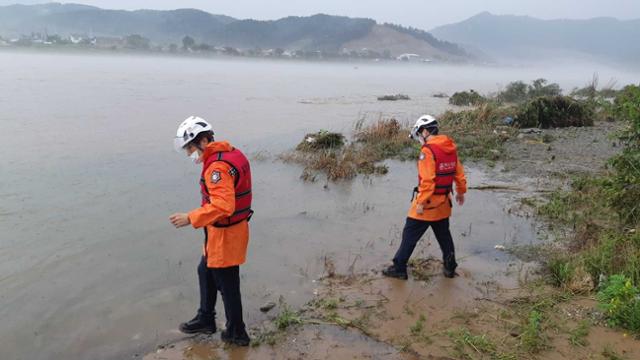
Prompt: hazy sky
<box><xmin>4</xmin><ymin>0</ymin><xmax>640</xmax><ymax>28</ymax></box>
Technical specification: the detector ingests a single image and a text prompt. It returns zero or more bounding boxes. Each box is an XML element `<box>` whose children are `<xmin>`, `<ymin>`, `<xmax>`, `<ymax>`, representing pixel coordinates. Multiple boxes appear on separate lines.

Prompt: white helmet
<box><xmin>409</xmin><ymin>114</ymin><xmax>438</xmax><ymax>141</ymax></box>
<box><xmin>173</xmin><ymin>116</ymin><xmax>213</xmax><ymax>152</ymax></box>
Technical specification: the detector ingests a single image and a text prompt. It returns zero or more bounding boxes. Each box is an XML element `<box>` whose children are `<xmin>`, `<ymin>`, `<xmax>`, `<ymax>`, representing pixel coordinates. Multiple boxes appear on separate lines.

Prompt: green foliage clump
<box><xmin>498</xmin><ymin>78</ymin><xmax>561</xmax><ymax>103</ymax></box>
<box><xmin>516</xmin><ymin>95</ymin><xmax>594</xmax><ymax>128</ymax></box>
<box><xmin>608</xmin><ymin>84</ymin><xmax>640</xmax><ymax>225</ymax></box>
<box><xmin>296</xmin><ymin>130</ymin><xmax>345</xmax><ymax>152</ymax></box>
<box><xmin>547</xmin><ymin>257</ymin><xmax>576</xmax><ymax>289</ymax></box>
<box><xmin>597</xmin><ymin>274</ymin><xmax>640</xmax><ymax>333</ymax></box>
<box><xmin>449</xmin><ymin>90</ymin><xmax>486</xmax><ymax>106</ymax></box>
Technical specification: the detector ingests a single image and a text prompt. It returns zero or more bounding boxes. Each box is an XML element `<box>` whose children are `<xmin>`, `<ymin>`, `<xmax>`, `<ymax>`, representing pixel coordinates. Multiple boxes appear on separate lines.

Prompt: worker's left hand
<box><xmin>416</xmin><ymin>203</ymin><xmax>424</xmax><ymax>215</ymax></box>
<box><xmin>169</xmin><ymin>213</ymin><xmax>191</xmax><ymax>228</ymax></box>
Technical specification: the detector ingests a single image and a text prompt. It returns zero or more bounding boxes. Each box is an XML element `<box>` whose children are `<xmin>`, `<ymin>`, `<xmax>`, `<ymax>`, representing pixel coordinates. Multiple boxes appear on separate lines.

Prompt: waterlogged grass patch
<box><xmin>448</xmin><ymin>328</ymin><xmax>517</xmax><ymax>359</ymax></box>
<box><xmin>274</xmin><ymin>305</ymin><xmax>303</xmax><ymax>330</ymax></box>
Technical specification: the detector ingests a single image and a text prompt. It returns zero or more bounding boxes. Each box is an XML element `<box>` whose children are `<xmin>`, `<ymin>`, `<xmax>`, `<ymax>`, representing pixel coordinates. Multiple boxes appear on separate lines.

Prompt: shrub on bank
<box><xmin>597</xmin><ymin>274</ymin><xmax>640</xmax><ymax>333</ymax></box>
<box><xmin>515</xmin><ymin>96</ymin><xmax>594</xmax><ymax>128</ymax></box>
<box><xmin>497</xmin><ymin>78</ymin><xmax>561</xmax><ymax>103</ymax></box>
<box><xmin>449</xmin><ymin>90</ymin><xmax>486</xmax><ymax>106</ymax></box>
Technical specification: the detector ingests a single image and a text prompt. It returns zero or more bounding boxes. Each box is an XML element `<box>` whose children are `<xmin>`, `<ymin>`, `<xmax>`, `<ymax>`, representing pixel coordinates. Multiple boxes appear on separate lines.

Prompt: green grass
<box><xmin>448</xmin><ymin>328</ymin><xmax>517</xmax><ymax>360</ymax></box>
<box><xmin>568</xmin><ymin>320</ymin><xmax>590</xmax><ymax>347</ymax></box>
<box><xmin>274</xmin><ymin>305</ymin><xmax>303</xmax><ymax>330</ymax></box>
<box><xmin>519</xmin><ymin>310</ymin><xmax>549</xmax><ymax>353</ymax></box>
<box><xmin>547</xmin><ymin>256</ymin><xmax>576</xmax><ymax>289</ymax></box>
<box><xmin>409</xmin><ymin>314</ymin><xmax>426</xmax><ymax>336</ymax></box>
<box><xmin>602</xmin><ymin>345</ymin><xmax>626</xmax><ymax>360</ymax></box>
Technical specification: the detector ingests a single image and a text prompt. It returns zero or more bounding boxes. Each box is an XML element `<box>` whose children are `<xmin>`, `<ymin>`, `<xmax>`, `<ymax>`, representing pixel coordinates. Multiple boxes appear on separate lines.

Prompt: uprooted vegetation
<box><xmin>280</xmin><ymin>118</ymin><xmax>418</xmax><ymax>181</ymax></box>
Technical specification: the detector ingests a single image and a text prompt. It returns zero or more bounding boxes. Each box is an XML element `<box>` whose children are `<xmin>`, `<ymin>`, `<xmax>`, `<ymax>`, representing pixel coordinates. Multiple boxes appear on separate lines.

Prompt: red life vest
<box><xmin>200</xmin><ymin>148</ymin><xmax>253</xmax><ymax>227</ymax></box>
<box><xmin>421</xmin><ymin>143</ymin><xmax>458</xmax><ymax>195</ymax></box>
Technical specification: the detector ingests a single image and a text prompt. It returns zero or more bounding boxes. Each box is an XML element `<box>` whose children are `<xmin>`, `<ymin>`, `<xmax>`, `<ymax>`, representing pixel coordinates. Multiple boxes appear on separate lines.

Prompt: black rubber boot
<box><xmin>382</xmin><ymin>265</ymin><xmax>408</xmax><ymax>280</ymax></box>
<box><xmin>179</xmin><ymin>315</ymin><xmax>216</xmax><ymax>334</ymax></box>
<box><xmin>221</xmin><ymin>328</ymin><xmax>251</xmax><ymax>346</ymax></box>
<box><xmin>443</xmin><ymin>254</ymin><xmax>458</xmax><ymax>278</ymax></box>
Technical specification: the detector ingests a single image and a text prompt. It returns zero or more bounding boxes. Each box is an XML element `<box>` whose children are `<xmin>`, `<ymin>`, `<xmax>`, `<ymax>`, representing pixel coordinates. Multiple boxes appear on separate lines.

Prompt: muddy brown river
<box><xmin>1</xmin><ymin>51</ymin><xmax>639</xmax><ymax>360</ymax></box>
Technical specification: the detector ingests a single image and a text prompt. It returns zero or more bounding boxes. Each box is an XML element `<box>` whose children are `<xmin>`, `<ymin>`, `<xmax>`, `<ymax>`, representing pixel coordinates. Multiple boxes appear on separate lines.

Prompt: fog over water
<box><xmin>1</xmin><ymin>51</ymin><xmax>639</xmax><ymax>359</ymax></box>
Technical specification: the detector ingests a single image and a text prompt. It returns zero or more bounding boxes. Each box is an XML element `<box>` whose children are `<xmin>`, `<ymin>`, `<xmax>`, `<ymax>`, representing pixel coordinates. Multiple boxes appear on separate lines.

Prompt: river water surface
<box><xmin>1</xmin><ymin>51</ymin><xmax>639</xmax><ymax>360</ymax></box>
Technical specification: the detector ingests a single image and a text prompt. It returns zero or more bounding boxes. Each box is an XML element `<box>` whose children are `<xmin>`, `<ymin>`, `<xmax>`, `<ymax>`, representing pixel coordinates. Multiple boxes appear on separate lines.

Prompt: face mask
<box><xmin>189</xmin><ymin>151</ymin><xmax>201</xmax><ymax>164</ymax></box>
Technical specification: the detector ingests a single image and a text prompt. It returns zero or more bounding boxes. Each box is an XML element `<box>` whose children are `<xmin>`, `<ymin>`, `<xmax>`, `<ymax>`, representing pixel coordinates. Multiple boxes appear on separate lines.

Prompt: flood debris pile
<box><xmin>377</xmin><ymin>94</ymin><xmax>410</xmax><ymax>101</ymax></box>
<box><xmin>529</xmin><ymin>84</ymin><xmax>640</xmax><ymax>335</ymax></box>
<box><xmin>295</xmin><ymin>130</ymin><xmax>345</xmax><ymax>152</ymax></box>
<box><xmin>449</xmin><ymin>89</ymin><xmax>486</xmax><ymax>106</ymax></box>
<box><xmin>281</xmin><ymin>118</ymin><xmax>418</xmax><ymax>181</ymax></box>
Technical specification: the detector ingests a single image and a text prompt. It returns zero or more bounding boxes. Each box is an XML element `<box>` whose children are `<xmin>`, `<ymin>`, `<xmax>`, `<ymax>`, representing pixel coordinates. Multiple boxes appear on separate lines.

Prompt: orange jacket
<box><xmin>408</xmin><ymin>135</ymin><xmax>467</xmax><ymax>221</ymax></box>
<box><xmin>188</xmin><ymin>141</ymin><xmax>249</xmax><ymax>268</ymax></box>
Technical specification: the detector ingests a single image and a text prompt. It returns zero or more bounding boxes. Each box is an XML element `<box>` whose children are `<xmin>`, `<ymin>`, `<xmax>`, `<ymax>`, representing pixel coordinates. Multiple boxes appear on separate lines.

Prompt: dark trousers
<box><xmin>392</xmin><ymin>217</ymin><xmax>457</xmax><ymax>272</ymax></box>
<box><xmin>197</xmin><ymin>256</ymin><xmax>246</xmax><ymax>334</ymax></box>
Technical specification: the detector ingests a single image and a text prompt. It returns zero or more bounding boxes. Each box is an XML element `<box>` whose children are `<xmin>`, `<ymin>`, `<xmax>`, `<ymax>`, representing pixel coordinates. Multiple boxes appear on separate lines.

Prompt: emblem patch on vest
<box><xmin>211</xmin><ymin>171</ymin><xmax>221</xmax><ymax>184</ymax></box>
<box><xmin>419</xmin><ymin>152</ymin><xmax>425</xmax><ymax>161</ymax></box>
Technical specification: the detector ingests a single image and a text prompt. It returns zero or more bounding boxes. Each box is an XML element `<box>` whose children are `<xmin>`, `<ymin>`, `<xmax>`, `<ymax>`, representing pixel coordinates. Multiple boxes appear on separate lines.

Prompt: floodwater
<box><xmin>1</xmin><ymin>51</ymin><xmax>640</xmax><ymax>360</ymax></box>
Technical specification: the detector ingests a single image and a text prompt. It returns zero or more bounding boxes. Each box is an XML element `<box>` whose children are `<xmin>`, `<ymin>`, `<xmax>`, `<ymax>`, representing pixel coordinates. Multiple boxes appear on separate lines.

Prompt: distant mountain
<box><xmin>0</xmin><ymin>3</ymin><xmax>236</xmax><ymax>42</ymax></box>
<box><xmin>0</xmin><ymin>3</ymin><xmax>469</xmax><ymax>60</ymax></box>
<box><xmin>430</xmin><ymin>12</ymin><xmax>640</xmax><ymax>64</ymax></box>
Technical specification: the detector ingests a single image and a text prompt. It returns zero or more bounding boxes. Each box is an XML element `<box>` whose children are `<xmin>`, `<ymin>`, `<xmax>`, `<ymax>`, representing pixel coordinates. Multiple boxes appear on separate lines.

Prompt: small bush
<box><xmin>597</xmin><ymin>274</ymin><xmax>640</xmax><ymax>333</ymax></box>
<box><xmin>516</xmin><ymin>96</ymin><xmax>595</xmax><ymax>128</ymax></box>
<box><xmin>296</xmin><ymin>130</ymin><xmax>345</xmax><ymax>152</ymax></box>
<box><xmin>449</xmin><ymin>90</ymin><xmax>486</xmax><ymax>106</ymax></box>
<box><xmin>498</xmin><ymin>78</ymin><xmax>561</xmax><ymax>103</ymax></box>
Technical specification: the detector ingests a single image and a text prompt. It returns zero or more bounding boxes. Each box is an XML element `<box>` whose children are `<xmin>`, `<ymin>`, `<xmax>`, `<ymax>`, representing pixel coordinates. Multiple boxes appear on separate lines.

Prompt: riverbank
<box><xmin>145</xmin><ymin>117</ymin><xmax>638</xmax><ymax>359</ymax></box>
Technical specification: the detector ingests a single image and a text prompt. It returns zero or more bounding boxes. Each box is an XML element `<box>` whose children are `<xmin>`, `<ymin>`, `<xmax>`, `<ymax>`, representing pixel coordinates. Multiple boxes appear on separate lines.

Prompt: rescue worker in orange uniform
<box><xmin>169</xmin><ymin>116</ymin><xmax>252</xmax><ymax>346</ymax></box>
<box><xmin>383</xmin><ymin>115</ymin><xmax>467</xmax><ymax>280</ymax></box>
